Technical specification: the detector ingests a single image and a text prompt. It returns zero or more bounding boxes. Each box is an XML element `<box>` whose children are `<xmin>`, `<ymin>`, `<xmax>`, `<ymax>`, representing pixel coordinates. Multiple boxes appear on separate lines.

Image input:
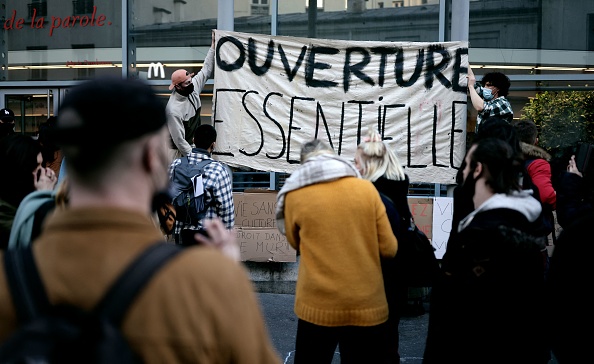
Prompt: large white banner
<box><xmin>212</xmin><ymin>30</ymin><xmax>468</xmax><ymax>184</ymax></box>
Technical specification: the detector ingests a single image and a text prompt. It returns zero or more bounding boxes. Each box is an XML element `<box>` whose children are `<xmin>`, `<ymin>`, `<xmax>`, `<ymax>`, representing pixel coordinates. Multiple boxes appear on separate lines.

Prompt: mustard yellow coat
<box><xmin>0</xmin><ymin>208</ymin><xmax>280</xmax><ymax>364</ymax></box>
<box><xmin>284</xmin><ymin>176</ymin><xmax>398</xmax><ymax>327</ymax></box>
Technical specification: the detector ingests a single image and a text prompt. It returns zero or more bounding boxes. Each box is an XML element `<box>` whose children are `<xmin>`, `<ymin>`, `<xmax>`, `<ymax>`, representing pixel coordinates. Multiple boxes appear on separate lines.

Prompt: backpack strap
<box><xmin>94</xmin><ymin>243</ymin><xmax>183</xmax><ymax>326</ymax></box>
<box><xmin>196</xmin><ymin>158</ymin><xmax>213</xmax><ymax>170</ymax></box>
<box><xmin>3</xmin><ymin>243</ymin><xmax>183</xmax><ymax>328</ymax></box>
<box><xmin>7</xmin><ymin>190</ymin><xmax>56</xmax><ymax>250</ymax></box>
<box><xmin>179</xmin><ymin>157</ymin><xmax>213</xmax><ymax>171</ymax></box>
<box><xmin>3</xmin><ymin>246</ymin><xmax>51</xmax><ymax>323</ymax></box>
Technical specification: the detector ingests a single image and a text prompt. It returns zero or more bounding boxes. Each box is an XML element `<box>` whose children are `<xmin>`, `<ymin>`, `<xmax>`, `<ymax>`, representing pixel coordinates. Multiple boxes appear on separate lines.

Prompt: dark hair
<box><xmin>512</xmin><ymin>120</ymin><xmax>538</xmax><ymax>145</ymax></box>
<box><xmin>457</xmin><ymin>116</ymin><xmax>523</xmax><ymax>185</ymax></box>
<box><xmin>193</xmin><ymin>124</ymin><xmax>217</xmax><ymax>150</ymax></box>
<box><xmin>468</xmin><ymin>137</ymin><xmax>523</xmax><ymax>194</ymax></box>
<box><xmin>38</xmin><ymin>116</ymin><xmax>60</xmax><ymax>165</ymax></box>
<box><xmin>0</xmin><ymin>134</ymin><xmax>42</xmax><ymax>207</ymax></box>
<box><xmin>481</xmin><ymin>72</ymin><xmax>511</xmax><ymax>97</ymax></box>
<box><xmin>57</xmin><ymin>77</ymin><xmax>166</xmax><ymax>179</ymax></box>
<box><xmin>475</xmin><ymin>116</ymin><xmax>522</xmax><ymax>157</ymax></box>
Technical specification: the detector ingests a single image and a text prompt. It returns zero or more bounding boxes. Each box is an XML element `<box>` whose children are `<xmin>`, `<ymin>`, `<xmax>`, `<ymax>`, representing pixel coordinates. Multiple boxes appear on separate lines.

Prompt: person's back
<box><xmin>354</xmin><ymin>127</ymin><xmax>413</xmax><ymax>362</ymax></box>
<box><xmin>284</xmin><ymin>176</ymin><xmax>395</xmax><ymax>310</ymax></box>
<box><xmin>0</xmin><ymin>77</ymin><xmax>280</xmax><ymax>363</ymax></box>
<box><xmin>276</xmin><ymin>139</ymin><xmax>397</xmax><ymax>363</ymax></box>
<box><xmin>169</xmin><ymin>124</ymin><xmax>234</xmax><ymax>246</ymax></box>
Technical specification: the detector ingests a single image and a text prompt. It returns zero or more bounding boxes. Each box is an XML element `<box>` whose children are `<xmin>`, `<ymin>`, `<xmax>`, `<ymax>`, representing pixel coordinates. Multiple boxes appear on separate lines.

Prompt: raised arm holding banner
<box><xmin>212</xmin><ymin>30</ymin><xmax>469</xmax><ymax>185</ymax></box>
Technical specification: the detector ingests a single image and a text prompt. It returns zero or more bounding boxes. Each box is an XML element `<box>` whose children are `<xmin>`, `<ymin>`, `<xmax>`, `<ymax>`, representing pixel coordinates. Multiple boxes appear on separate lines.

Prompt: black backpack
<box><xmin>0</xmin><ymin>243</ymin><xmax>183</xmax><ymax>364</ymax></box>
<box><xmin>170</xmin><ymin>158</ymin><xmax>213</xmax><ymax>226</ymax></box>
<box><xmin>379</xmin><ymin>192</ymin><xmax>440</xmax><ymax>287</ymax></box>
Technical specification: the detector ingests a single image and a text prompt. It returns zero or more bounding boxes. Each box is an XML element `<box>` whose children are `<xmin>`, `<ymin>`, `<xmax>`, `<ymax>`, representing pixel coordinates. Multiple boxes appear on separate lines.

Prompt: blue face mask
<box><xmin>482</xmin><ymin>88</ymin><xmax>494</xmax><ymax>101</ymax></box>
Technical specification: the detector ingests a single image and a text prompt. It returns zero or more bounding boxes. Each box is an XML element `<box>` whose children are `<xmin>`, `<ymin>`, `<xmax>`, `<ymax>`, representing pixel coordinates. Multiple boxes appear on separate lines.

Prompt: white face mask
<box><xmin>482</xmin><ymin>88</ymin><xmax>494</xmax><ymax>101</ymax></box>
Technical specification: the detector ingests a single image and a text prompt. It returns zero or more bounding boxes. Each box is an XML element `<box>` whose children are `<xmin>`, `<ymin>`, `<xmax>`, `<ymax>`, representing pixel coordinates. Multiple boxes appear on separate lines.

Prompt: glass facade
<box><xmin>1</xmin><ymin>0</ymin><xmax>593</xmax><ymax>144</ymax></box>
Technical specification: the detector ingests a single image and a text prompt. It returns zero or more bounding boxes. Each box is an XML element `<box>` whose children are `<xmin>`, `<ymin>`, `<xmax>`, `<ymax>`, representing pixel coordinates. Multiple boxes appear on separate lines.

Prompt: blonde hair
<box><xmin>357</xmin><ymin>127</ymin><xmax>405</xmax><ymax>182</ymax></box>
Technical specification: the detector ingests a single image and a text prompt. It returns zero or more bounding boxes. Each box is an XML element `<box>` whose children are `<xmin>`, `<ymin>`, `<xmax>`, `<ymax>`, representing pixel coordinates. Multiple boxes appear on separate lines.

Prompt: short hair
<box><xmin>56</xmin><ymin>77</ymin><xmax>166</xmax><ymax>181</ymax></box>
<box><xmin>300</xmin><ymin>139</ymin><xmax>334</xmax><ymax>163</ymax></box>
<box><xmin>481</xmin><ymin>72</ymin><xmax>511</xmax><ymax>97</ymax></box>
<box><xmin>475</xmin><ymin>116</ymin><xmax>522</xmax><ymax>158</ymax></box>
<box><xmin>357</xmin><ymin>127</ymin><xmax>405</xmax><ymax>182</ymax></box>
<box><xmin>193</xmin><ymin>124</ymin><xmax>217</xmax><ymax>150</ymax></box>
<box><xmin>467</xmin><ymin>137</ymin><xmax>523</xmax><ymax>194</ymax></box>
<box><xmin>513</xmin><ymin>120</ymin><xmax>538</xmax><ymax>145</ymax></box>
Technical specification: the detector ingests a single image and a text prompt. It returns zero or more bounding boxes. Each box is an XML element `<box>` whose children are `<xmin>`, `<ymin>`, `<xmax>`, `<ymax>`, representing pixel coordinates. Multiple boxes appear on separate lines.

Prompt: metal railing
<box><xmin>232</xmin><ymin>170</ymin><xmax>448</xmax><ymax>197</ymax></box>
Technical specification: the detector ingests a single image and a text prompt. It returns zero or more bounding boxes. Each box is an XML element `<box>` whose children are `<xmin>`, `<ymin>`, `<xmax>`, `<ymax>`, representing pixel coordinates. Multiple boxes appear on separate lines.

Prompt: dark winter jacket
<box><xmin>548</xmin><ymin>210</ymin><xmax>594</xmax><ymax>363</ymax></box>
<box><xmin>555</xmin><ymin>171</ymin><xmax>593</xmax><ymax>229</ymax></box>
<box><xmin>424</xmin><ymin>192</ymin><xmax>550</xmax><ymax>364</ymax></box>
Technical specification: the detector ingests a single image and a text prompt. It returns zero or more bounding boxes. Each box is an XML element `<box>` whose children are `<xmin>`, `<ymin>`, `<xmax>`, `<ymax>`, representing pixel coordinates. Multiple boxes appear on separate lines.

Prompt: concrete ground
<box><xmin>257</xmin><ymin>293</ymin><xmax>429</xmax><ymax>364</ymax></box>
<box><xmin>257</xmin><ymin>293</ymin><xmax>560</xmax><ymax>364</ymax></box>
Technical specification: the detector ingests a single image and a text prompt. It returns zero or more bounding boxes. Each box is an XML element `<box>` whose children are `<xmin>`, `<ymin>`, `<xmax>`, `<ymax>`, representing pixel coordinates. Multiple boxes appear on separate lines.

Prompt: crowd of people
<box><xmin>0</xmin><ymin>47</ymin><xmax>591</xmax><ymax>364</ymax></box>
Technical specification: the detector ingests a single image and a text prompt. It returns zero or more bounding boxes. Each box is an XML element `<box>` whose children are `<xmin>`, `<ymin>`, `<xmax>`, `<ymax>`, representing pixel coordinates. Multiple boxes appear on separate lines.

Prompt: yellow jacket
<box><xmin>284</xmin><ymin>177</ymin><xmax>397</xmax><ymax>327</ymax></box>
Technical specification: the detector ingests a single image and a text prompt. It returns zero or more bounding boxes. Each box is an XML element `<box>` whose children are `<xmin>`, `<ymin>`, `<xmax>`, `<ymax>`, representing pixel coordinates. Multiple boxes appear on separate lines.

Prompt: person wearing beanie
<box><xmin>0</xmin><ymin>77</ymin><xmax>280</xmax><ymax>363</ymax></box>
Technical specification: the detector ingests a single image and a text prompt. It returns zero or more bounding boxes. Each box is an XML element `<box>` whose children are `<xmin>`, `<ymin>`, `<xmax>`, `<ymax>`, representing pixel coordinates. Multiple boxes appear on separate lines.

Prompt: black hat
<box><xmin>53</xmin><ymin>77</ymin><xmax>166</xmax><ymax>145</ymax></box>
<box><xmin>0</xmin><ymin>108</ymin><xmax>15</xmax><ymax>122</ymax></box>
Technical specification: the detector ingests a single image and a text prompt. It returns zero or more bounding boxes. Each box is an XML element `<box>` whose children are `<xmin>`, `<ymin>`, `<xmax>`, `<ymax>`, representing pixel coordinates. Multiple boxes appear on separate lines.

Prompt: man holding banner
<box><xmin>166</xmin><ymin>31</ymin><xmax>215</xmax><ymax>162</ymax></box>
<box><xmin>212</xmin><ymin>30</ymin><xmax>469</xmax><ymax>185</ymax></box>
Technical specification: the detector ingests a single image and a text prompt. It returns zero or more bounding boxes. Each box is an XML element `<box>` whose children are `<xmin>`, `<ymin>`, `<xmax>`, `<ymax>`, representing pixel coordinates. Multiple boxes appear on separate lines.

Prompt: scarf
<box><xmin>275</xmin><ymin>153</ymin><xmax>360</xmax><ymax>235</ymax></box>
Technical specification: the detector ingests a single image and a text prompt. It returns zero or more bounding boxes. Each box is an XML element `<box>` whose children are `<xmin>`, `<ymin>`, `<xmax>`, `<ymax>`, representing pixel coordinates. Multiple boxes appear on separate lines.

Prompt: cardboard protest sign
<box><xmin>233</xmin><ymin>191</ymin><xmax>278</xmax><ymax>228</ymax></box>
<box><xmin>432</xmin><ymin>197</ymin><xmax>453</xmax><ymax>259</ymax></box>
<box><xmin>236</xmin><ymin>227</ymin><xmax>297</xmax><ymax>262</ymax></box>
<box><xmin>233</xmin><ymin>191</ymin><xmax>296</xmax><ymax>262</ymax></box>
<box><xmin>213</xmin><ymin>30</ymin><xmax>468</xmax><ymax>184</ymax></box>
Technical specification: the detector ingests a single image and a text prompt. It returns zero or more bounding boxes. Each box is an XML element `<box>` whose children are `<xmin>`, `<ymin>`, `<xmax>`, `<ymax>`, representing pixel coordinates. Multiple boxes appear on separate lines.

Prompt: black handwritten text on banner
<box><xmin>212</xmin><ymin>30</ymin><xmax>469</xmax><ymax>184</ymax></box>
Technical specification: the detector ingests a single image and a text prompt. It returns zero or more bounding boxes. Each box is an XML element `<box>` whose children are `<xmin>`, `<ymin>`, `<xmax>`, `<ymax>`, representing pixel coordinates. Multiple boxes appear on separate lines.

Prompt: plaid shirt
<box><xmin>168</xmin><ymin>149</ymin><xmax>235</xmax><ymax>234</ymax></box>
<box><xmin>474</xmin><ymin>83</ymin><xmax>513</xmax><ymax>131</ymax></box>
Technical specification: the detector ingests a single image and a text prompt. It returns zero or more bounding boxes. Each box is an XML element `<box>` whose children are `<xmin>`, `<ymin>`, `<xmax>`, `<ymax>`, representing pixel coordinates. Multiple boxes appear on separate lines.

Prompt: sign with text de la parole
<box><xmin>212</xmin><ymin>30</ymin><xmax>469</xmax><ymax>184</ymax></box>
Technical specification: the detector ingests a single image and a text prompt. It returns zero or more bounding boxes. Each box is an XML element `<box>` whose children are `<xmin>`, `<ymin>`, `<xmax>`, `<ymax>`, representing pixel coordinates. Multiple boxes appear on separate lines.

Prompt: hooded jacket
<box><xmin>424</xmin><ymin>191</ymin><xmax>550</xmax><ymax>364</ymax></box>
